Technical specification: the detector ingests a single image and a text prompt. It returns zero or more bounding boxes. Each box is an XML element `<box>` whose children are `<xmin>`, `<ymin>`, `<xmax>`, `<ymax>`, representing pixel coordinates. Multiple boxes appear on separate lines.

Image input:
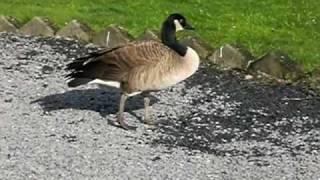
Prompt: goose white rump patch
<box><xmin>89</xmin><ymin>79</ymin><xmax>121</xmax><ymax>88</ymax></box>
<box><xmin>126</xmin><ymin>91</ymin><xmax>142</xmax><ymax>97</ymax></box>
<box><xmin>89</xmin><ymin>79</ymin><xmax>141</xmax><ymax>97</ymax></box>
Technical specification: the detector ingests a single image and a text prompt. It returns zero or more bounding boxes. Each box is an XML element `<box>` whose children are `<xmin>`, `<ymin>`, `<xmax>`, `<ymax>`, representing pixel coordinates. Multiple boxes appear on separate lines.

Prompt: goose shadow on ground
<box><xmin>31</xmin><ymin>88</ymin><xmax>159</xmax><ymax>125</ymax></box>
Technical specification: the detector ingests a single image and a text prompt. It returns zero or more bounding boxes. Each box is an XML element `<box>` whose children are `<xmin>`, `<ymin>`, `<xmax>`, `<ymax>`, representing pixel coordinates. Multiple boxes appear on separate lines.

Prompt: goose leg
<box><xmin>144</xmin><ymin>97</ymin><xmax>155</xmax><ymax>125</ymax></box>
<box><xmin>117</xmin><ymin>94</ymin><xmax>136</xmax><ymax>130</ymax></box>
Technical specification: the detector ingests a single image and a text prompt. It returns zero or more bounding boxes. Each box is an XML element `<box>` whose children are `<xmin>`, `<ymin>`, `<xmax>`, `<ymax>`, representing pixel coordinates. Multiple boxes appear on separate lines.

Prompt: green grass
<box><xmin>0</xmin><ymin>0</ymin><xmax>319</xmax><ymax>71</ymax></box>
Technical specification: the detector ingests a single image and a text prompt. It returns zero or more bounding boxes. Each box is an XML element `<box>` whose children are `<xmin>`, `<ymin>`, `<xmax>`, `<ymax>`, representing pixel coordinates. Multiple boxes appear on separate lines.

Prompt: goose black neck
<box><xmin>161</xmin><ymin>21</ymin><xmax>187</xmax><ymax>56</ymax></box>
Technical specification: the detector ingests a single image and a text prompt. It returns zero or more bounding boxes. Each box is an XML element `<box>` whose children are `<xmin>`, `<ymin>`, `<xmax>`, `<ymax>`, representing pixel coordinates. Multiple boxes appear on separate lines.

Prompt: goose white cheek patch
<box><xmin>174</xmin><ymin>20</ymin><xmax>184</xmax><ymax>32</ymax></box>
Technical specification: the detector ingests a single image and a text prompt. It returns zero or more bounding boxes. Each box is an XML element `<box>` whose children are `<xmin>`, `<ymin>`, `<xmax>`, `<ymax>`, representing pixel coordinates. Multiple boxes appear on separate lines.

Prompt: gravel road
<box><xmin>0</xmin><ymin>32</ymin><xmax>320</xmax><ymax>180</ymax></box>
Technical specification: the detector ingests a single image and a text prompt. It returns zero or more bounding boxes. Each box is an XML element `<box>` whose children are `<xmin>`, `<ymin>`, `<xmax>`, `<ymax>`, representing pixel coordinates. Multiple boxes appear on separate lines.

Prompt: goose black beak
<box><xmin>185</xmin><ymin>23</ymin><xmax>195</xmax><ymax>30</ymax></box>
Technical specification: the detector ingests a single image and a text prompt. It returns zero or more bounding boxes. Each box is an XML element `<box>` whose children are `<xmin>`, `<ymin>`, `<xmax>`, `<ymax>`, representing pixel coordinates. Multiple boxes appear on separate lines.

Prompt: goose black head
<box><xmin>166</xmin><ymin>13</ymin><xmax>194</xmax><ymax>32</ymax></box>
<box><xmin>161</xmin><ymin>13</ymin><xmax>195</xmax><ymax>56</ymax></box>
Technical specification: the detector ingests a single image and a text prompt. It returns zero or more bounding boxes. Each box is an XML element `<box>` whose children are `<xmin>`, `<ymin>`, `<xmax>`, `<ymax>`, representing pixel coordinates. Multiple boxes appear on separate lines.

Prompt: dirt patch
<box><xmin>154</xmin><ymin>67</ymin><xmax>320</xmax><ymax>157</ymax></box>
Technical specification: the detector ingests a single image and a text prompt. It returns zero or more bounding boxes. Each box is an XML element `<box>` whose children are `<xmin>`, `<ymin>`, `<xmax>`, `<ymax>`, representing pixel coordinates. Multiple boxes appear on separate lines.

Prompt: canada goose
<box><xmin>66</xmin><ymin>13</ymin><xmax>200</xmax><ymax>130</ymax></box>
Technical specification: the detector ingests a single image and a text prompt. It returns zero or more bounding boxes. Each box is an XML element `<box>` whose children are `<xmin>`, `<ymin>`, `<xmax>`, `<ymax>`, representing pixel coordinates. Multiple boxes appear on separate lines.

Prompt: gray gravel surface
<box><xmin>0</xmin><ymin>32</ymin><xmax>320</xmax><ymax>180</ymax></box>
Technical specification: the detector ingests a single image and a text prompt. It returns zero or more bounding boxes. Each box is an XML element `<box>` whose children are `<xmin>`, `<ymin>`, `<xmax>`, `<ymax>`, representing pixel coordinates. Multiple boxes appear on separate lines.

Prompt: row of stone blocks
<box><xmin>0</xmin><ymin>15</ymin><xmax>313</xmax><ymax>84</ymax></box>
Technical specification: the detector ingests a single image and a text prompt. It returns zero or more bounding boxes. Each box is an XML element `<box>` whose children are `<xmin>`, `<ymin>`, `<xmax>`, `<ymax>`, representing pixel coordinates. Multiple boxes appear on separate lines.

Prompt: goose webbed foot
<box><xmin>117</xmin><ymin>114</ymin><xmax>137</xmax><ymax>130</ymax></box>
<box><xmin>117</xmin><ymin>93</ymin><xmax>137</xmax><ymax>130</ymax></box>
<box><xmin>143</xmin><ymin>97</ymin><xmax>157</xmax><ymax>127</ymax></box>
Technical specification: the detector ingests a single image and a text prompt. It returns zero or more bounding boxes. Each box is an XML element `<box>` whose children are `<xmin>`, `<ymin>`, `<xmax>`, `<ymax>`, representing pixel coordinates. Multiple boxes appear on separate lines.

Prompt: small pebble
<box><xmin>42</xmin><ymin>65</ymin><xmax>54</xmax><ymax>74</ymax></box>
<box><xmin>4</xmin><ymin>98</ymin><xmax>13</xmax><ymax>103</ymax></box>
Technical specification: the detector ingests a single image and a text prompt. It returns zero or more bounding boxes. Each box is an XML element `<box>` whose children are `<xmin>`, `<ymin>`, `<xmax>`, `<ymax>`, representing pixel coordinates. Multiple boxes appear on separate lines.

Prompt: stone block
<box><xmin>248</xmin><ymin>50</ymin><xmax>303</xmax><ymax>80</ymax></box>
<box><xmin>0</xmin><ymin>16</ymin><xmax>19</xmax><ymax>33</ymax></box>
<box><xmin>208</xmin><ymin>44</ymin><xmax>254</xmax><ymax>70</ymax></box>
<box><xmin>92</xmin><ymin>24</ymin><xmax>133</xmax><ymax>48</ymax></box>
<box><xmin>180</xmin><ymin>36</ymin><xmax>213</xmax><ymax>59</ymax></box>
<box><xmin>56</xmin><ymin>20</ymin><xmax>94</xmax><ymax>42</ymax></box>
<box><xmin>136</xmin><ymin>29</ymin><xmax>160</xmax><ymax>41</ymax></box>
<box><xmin>20</xmin><ymin>17</ymin><xmax>56</xmax><ymax>36</ymax></box>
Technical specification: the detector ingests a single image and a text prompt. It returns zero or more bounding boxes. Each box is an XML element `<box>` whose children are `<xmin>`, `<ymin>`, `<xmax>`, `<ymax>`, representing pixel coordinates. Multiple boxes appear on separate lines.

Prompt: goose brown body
<box><xmin>67</xmin><ymin>40</ymin><xmax>199</xmax><ymax>94</ymax></box>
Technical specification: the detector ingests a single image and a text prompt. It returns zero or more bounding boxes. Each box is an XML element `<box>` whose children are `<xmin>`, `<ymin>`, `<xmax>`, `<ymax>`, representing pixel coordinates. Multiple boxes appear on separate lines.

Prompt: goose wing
<box><xmin>103</xmin><ymin>40</ymin><xmax>178</xmax><ymax>67</ymax></box>
<box><xmin>66</xmin><ymin>40</ymin><xmax>180</xmax><ymax>86</ymax></box>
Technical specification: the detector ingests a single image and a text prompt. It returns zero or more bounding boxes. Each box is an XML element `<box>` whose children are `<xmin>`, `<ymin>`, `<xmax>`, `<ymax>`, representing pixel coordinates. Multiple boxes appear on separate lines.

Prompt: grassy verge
<box><xmin>0</xmin><ymin>0</ymin><xmax>319</xmax><ymax>71</ymax></box>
